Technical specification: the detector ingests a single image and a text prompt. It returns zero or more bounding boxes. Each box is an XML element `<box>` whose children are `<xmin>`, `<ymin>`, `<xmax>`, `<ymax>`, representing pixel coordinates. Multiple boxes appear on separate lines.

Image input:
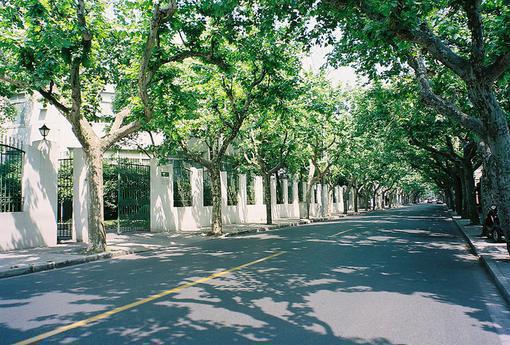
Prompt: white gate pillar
<box><xmin>239</xmin><ymin>174</ymin><xmax>247</xmax><ymax>223</ymax></box>
<box><xmin>72</xmin><ymin>148</ymin><xmax>89</xmax><ymax>243</ymax></box>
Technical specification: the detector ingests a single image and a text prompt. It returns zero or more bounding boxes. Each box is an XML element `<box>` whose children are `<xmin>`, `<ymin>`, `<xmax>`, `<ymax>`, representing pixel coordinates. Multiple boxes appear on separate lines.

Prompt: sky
<box><xmin>301</xmin><ymin>44</ymin><xmax>359</xmax><ymax>87</ymax></box>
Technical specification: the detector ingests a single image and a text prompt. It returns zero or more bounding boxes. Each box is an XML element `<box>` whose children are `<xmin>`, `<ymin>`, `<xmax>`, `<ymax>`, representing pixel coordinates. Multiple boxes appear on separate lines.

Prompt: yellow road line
<box><xmin>328</xmin><ymin>229</ymin><xmax>355</xmax><ymax>238</ymax></box>
<box><xmin>15</xmin><ymin>251</ymin><xmax>285</xmax><ymax>345</ymax></box>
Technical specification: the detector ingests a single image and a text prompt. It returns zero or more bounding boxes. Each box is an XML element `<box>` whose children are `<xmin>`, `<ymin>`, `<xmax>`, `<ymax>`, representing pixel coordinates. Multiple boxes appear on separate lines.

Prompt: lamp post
<box><xmin>39</xmin><ymin>124</ymin><xmax>50</xmax><ymax>140</ymax></box>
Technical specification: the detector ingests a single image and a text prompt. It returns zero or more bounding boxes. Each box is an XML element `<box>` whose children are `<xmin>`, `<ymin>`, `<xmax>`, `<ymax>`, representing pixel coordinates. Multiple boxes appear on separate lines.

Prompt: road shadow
<box><xmin>0</xmin><ymin>205</ymin><xmax>508</xmax><ymax>344</ymax></box>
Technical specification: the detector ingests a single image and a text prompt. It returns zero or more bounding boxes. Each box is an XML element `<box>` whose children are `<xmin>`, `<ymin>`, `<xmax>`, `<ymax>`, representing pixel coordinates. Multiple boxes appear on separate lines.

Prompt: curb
<box><xmin>223</xmin><ymin>220</ymin><xmax>307</xmax><ymax>237</ymax></box>
<box><xmin>480</xmin><ymin>256</ymin><xmax>510</xmax><ymax>306</ymax></box>
<box><xmin>450</xmin><ymin>216</ymin><xmax>478</xmax><ymax>256</ymax></box>
<box><xmin>0</xmin><ymin>248</ymin><xmax>140</xmax><ymax>280</ymax></box>
<box><xmin>0</xmin><ymin>207</ymin><xmax>399</xmax><ymax>279</ymax></box>
<box><xmin>450</xmin><ymin>214</ymin><xmax>510</xmax><ymax>307</ymax></box>
<box><xmin>223</xmin><ymin>215</ymin><xmax>350</xmax><ymax>238</ymax></box>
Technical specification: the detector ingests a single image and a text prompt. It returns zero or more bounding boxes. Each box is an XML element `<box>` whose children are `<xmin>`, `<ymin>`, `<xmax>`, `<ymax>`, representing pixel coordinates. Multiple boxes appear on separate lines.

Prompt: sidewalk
<box><xmin>451</xmin><ymin>214</ymin><xmax>510</xmax><ymax>306</ymax></box>
<box><xmin>0</xmin><ymin>214</ymin><xmax>348</xmax><ymax>279</ymax></box>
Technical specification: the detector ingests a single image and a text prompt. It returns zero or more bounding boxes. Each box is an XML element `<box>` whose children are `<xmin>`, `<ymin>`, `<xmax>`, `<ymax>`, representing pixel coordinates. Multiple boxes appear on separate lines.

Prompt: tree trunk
<box><xmin>460</xmin><ymin>173</ymin><xmax>467</xmax><ymax>217</ymax></box>
<box><xmin>454</xmin><ymin>175</ymin><xmax>463</xmax><ymax>215</ymax></box>
<box><xmin>470</xmin><ymin>83</ymin><xmax>510</xmax><ymax>246</ymax></box>
<box><xmin>210</xmin><ymin>168</ymin><xmax>223</xmax><ymax>235</ymax></box>
<box><xmin>85</xmin><ymin>148</ymin><xmax>107</xmax><ymax>252</ymax></box>
<box><xmin>353</xmin><ymin>185</ymin><xmax>359</xmax><ymax>213</ymax></box>
<box><xmin>264</xmin><ymin>174</ymin><xmax>273</xmax><ymax>225</ymax></box>
<box><xmin>462</xmin><ymin>162</ymin><xmax>479</xmax><ymax>224</ymax></box>
<box><xmin>364</xmin><ymin>190</ymin><xmax>370</xmax><ymax>210</ymax></box>
<box><xmin>486</xmin><ymin>131</ymin><xmax>510</xmax><ymax>244</ymax></box>
<box><xmin>343</xmin><ymin>186</ymin><xmax>349</xmax><ymax>214</ymax></box>
<box><xmin>445</xmin><ymin>187</ymin><xmax>454</xmax><ymax>211</ymax></box>
<box><xmin>481</xmin><ymin>156</ymin><xmax>498</xmax><ymax>218</ymax></box>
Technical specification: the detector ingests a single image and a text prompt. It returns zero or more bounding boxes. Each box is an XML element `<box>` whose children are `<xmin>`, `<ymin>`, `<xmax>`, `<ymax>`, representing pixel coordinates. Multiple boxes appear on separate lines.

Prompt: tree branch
<box><xmin>152</xmin><ymin>49</ymin><xmax>230</xmax><ymax>85</ymax></box>
<box><xmin>177</xmin><ymin>138</ymin><xmax>212</xmax><ymax>169</ymax></box>
<box><xmin>485</xmin><ymin>51</ymin><xmax>510</xmax><ymax>82</ymax></box>
<box><xmin>408</xmin><ymin>56</ymin><xmax>485</xmax><ymax>135</ymax></box>
<box><xmin>217</xmin><ymin>68</ymin><xmax>267</xmax><ymax>158</ymax></box>
<box><xmin>101</xmin><ymin>120</ymin><xmax>141</xmax><ymax>151</ymax></box>
<box><xmin>0</xmin><ymin>75</ymin><xmax>72</xmax><ymax>117</ymax></box>
<box><xmin>239</xmin><ymin>67</ymin><xmax>267</xmax><ymax>116</ymax></box>
<box><xmin>138</xmin><ymin>1</ymin><xmax>178</xmax><ymax>121</ymax></box>
<box><xmin>77</xmin><ymin>0</ymin><xmax>92</xmax><ymax>61</ymax></box>
<box><xmin>37</xmin><ymin>87</ymin><xmax>71</xmax><ymax>115</ymax></box>
<box><xmin>337</xmin><ymin>0</ymin><xmax>471</xmax><ymax>79</ymax></box>
<box><xmin>409</xmin><ymin>135</ymin><xmax>461</xmax><ymax>164</ymax></box>
<box><xmin>109</xmin><ymin>107</ymin><xmax>131</xmax><ymax>133</ymax></box>
<box><xmin>463</xmin><ymin>0</ymin><xmax>485</xmax><ymax>65</ymax></box>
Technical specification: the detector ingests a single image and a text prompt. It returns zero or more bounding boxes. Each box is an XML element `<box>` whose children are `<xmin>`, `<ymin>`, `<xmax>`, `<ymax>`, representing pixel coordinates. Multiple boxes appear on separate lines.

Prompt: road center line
<box><xmin>15</xmin><ymin>251</ymin><xmax>285</xmax><ymax>345</ymax></box>
<box><xmin>328</xmin><ymin>229</ymin><xmax>355</xmax><ymax>237</ymax></box>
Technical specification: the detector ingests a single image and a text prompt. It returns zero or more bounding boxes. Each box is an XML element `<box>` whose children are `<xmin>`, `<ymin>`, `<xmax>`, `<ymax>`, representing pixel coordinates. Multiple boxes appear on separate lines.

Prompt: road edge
<box><xmin>1</xmin><ymin>206</ymin><xmax>403</xmax><ymax>280</ymax></box>
<box><xmin>0</xmin><ymin>248</ymin><xmax>151</xmax><ymax>280</ymax></box>
<box><xmin>450</xmin><ymin>213</ymin><xmax>510</xmax><ymax>307</ymax></box>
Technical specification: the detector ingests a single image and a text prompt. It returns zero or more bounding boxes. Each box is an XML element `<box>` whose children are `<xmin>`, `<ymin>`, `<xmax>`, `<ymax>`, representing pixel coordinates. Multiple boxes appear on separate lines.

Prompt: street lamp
<box><xmin>39</xmin><ymin>124</ymin><xmax>50</xmax><ymax>140</ymax></box>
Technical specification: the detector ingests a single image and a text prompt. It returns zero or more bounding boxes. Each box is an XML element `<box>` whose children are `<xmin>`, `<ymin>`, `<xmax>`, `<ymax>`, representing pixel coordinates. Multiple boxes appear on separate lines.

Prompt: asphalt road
<box><xmin>1</xmin><ymin>204</ymin><xmax>509</xmax><ymax>345</ymax></box>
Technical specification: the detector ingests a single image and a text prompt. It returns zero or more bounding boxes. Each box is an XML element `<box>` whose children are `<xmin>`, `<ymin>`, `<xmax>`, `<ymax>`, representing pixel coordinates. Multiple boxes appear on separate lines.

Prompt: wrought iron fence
<box><xmin>276</xmin><ymin>173</ymin><xmax>285</xmax><ymax>205</ymax></box>
<box><xmin>222</xmin><ymin>161</ymin><xmax>239</xmax><ymax>206</ymax></box>
<box><xmin>203</xmin><ymin>169</ymin><xmax>213</xmax><ymax>206</ymax></box>
<box><xmin>173</xmin><ymin>159</ymin><xmax>192</xmax><ymax>207</ymax></box>
<box><xmin>227</xmin><ymin>172</ymin><xmax>239</xmax><ymax>206</ymax></box>
<box><xmin>118</xmin><ymin>159</ymin><xmax>150</xmax><ymax>232</ymax></box>
<box><xmin>0</xmin><ymin>137</ymin><xmax>24</xmax><ymax>212</ymax></box>
<box><xmin>57</xmin><ymin>154</ymin><xmax>73</xmax><ymax>241</ymax></box>
<box><xmin>333</xmin><ymin>187</ymin><xmax>338</xmax><ymax>203</ymax></box>
<box><xmin>103</xmin><ymin>160</ymin><xmax>119</xmax><ymax>220</ymax></box>
<box><xmin>103</xmin><ymin>157</ymin><xmax>150</xmax><ymax>233</ymax></box>
<box><xmin>288</xmin><ymin>179</ymin><xmax>294</xmax><ymax>204</ymax></box>
<box><xmin>298</xmin><ymin>181</ymin><xmax>304</xmax><ymax>202</ymax></box>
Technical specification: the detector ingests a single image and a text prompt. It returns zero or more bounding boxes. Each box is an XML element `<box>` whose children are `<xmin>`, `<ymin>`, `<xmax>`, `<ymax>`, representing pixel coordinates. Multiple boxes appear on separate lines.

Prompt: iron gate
<box><xmin>57</xmin><ymin>157</ymin><xmax>73</xmax><ymax>241</ymax></box>
<box><xmin>103</xmin><ymin>158</ymin><xmax>150</xmax><ymax>233</ymax></box>
<box><xmin>117</xmin><ymin>159</ymin><xmax>150</xmax><ymax>232</ymax></box>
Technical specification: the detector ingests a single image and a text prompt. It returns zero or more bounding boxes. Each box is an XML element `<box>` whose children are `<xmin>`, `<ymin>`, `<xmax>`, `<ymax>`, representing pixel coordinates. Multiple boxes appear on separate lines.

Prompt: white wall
<box><xmin>150</xmin><ymin>162</ymin><xmax>311</xmax><ymax>232</ymax></box>
<box><xmin>0</xmin><ymin>140</ymin><xmax>58</xmax><ymax>251</ymax></box>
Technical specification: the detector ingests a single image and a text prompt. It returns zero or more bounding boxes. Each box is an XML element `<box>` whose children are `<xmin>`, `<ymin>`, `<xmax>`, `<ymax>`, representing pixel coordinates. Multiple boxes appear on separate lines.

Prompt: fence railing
<box><xmin>173</xmin><ymin>159</ymin><xmax>192</xmax><ymax>207</ymax></box>
<box><xmin>0</xmin><ymin>136</ymin><xmax>24</xmax><ymax>212</ymax></box>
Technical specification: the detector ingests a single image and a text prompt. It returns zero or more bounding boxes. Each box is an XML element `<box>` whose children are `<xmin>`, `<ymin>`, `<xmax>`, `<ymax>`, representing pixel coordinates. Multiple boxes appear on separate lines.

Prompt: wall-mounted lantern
<box><xmin>39</xmin><ymin>124</ymin><xmax>50</xmax><ymax>140</ymax></box>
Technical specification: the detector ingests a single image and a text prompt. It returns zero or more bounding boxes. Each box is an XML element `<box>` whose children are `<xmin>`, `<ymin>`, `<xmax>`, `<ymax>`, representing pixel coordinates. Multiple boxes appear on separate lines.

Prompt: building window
<box><xmin>38</xmin><ymin>108</ymin><xmax>47</xmax><ymax>121</ymax></box>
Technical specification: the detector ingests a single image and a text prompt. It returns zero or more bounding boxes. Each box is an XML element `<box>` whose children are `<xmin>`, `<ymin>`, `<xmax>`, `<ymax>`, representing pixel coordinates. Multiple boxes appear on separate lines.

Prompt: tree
<box><xmin>345</xmin><ymin>81</ymin><xmax>458</xmax><ymax>212</ymax></box>
<box><xmin>308</xmin><ymin>0</ymin><xmax>509</xmax><ymax>242</ymax></box>
<box><xmin>239</xmin><ymin>106</ymin><xmax>299</xmax><ymax>225</ymax></box>
<box><xmin>269</xmin><ymin>0</ymin><xmax>508</xmax><ymax>248</ymax></box>
<box><xmin>294</xmin><ymin>72</ymin><xmax>347</xmax><ymax>218</ymax></box>
<box><xmin>155</xmin><ymin>5</ymin><xmax>301</xmax><ymax>234</ymax></box>
<box><xmin>0</xmin><ymin>0</ymin><xmax>229</xmax><ymax>251</ymax></box>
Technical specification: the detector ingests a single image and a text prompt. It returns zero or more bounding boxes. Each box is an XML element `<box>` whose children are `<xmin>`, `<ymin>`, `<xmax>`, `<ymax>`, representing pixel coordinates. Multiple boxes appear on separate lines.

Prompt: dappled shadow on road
<box><xmin>0</xmin><ymin>205</ymin><xmax>508</xmax><ymax>344</ymax></box>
